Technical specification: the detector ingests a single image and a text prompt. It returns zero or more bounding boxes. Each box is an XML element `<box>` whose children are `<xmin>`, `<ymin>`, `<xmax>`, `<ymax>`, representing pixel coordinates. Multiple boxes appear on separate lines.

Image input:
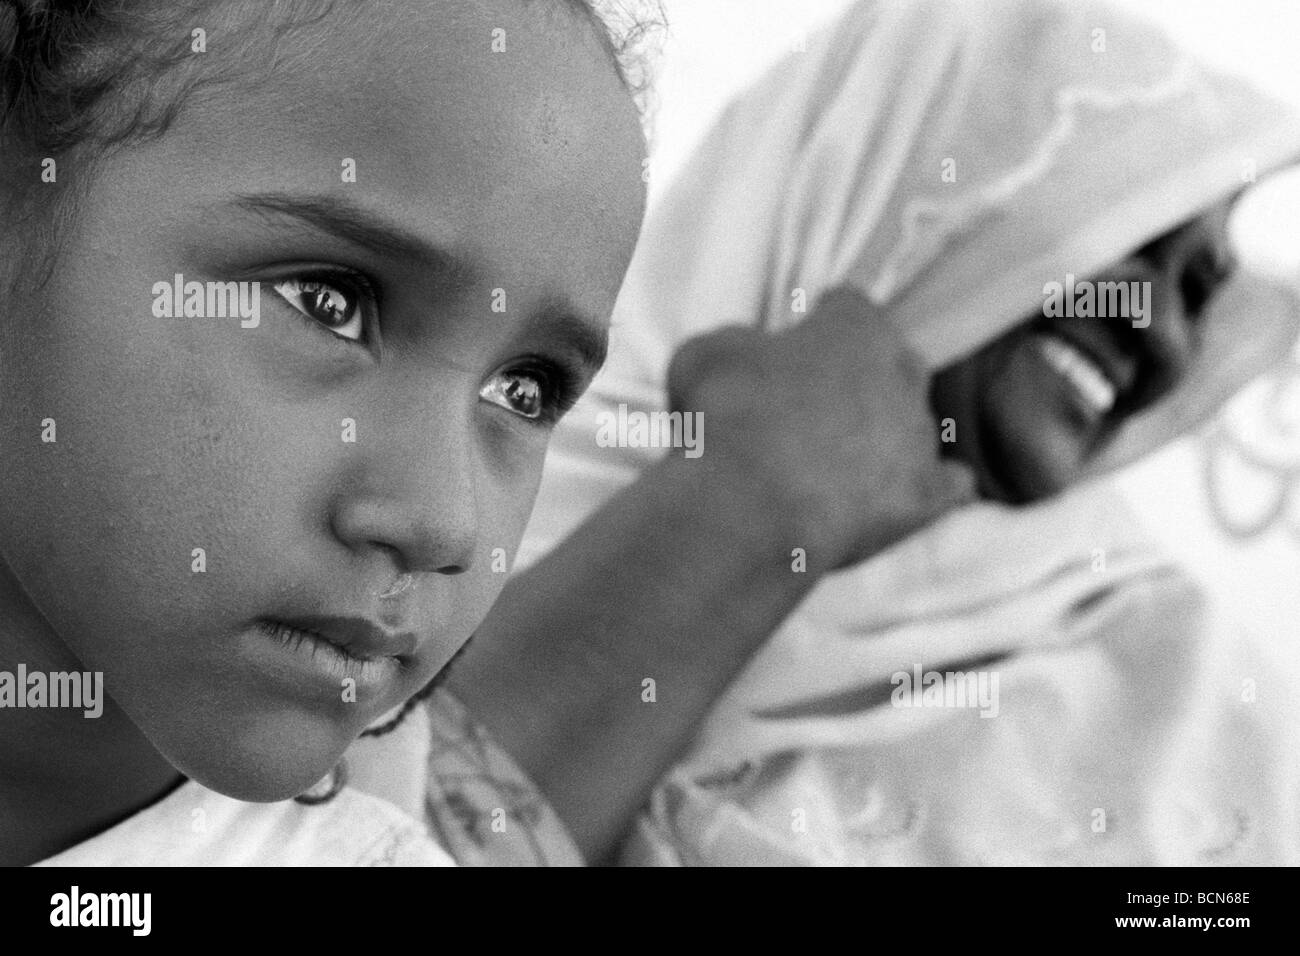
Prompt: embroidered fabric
<box><xmin>870</xmin><ymin>59</ymin><xmax>1201</xmax><ymax>303</ymax></box>
<box><xmin>422</xmin><ymin>689</ymin><xmax>585</xmax><ymax>866</ymax></box>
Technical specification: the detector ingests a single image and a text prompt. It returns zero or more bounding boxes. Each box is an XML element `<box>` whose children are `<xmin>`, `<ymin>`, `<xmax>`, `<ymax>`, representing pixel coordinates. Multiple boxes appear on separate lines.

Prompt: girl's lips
<box><xmin>250</xmin><ymin>618</ymin><xmax>405</xmax><ymax>694</ymax></box>
<box><xmin>248</xmin><ymin>612</ymin><xmax>422</xmax><ymax>695</ymax></box>
<box><xmin>266</xmin><ymin>613</ymin><xmax>420</xmax><ymax>661</ymax></box>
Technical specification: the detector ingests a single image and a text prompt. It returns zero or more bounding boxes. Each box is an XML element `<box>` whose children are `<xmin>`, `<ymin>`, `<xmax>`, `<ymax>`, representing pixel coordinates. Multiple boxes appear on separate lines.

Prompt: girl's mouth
<box><xmin>251</xmin><ymin>618</ymin><xmax>406</xmax><ymax>692</ymax></box>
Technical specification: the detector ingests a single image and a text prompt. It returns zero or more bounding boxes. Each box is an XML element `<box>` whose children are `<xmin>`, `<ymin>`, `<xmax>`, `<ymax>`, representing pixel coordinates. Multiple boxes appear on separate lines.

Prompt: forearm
<box><xmin>448</xmin><ymin>453</ymin><xmax>824</xmax><ymax>863</ymax></box>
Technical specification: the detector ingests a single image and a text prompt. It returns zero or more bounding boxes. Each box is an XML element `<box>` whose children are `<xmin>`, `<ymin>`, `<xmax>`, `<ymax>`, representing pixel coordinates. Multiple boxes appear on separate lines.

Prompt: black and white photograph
<box><xmin>0</xmin><ymin>0</ymin><xmax>1297</xmax><ymax>930</ymax></box>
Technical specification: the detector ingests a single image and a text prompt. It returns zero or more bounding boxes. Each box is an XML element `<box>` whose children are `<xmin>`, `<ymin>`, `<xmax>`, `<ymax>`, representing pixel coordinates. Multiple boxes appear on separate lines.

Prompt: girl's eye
<box><xmin>272</xmin><ymin>276</ymin><xmax>365</xmax><ymax>342</ymax></box>
<box><xmin>480</xmin><ymin>367</ymin><xmax>563</xmax><ymax>422</ymax></box>
<box><xmin>478</xmin><ymin>364</ymin><xmax>579</xmax><ymax>424</ymax></box>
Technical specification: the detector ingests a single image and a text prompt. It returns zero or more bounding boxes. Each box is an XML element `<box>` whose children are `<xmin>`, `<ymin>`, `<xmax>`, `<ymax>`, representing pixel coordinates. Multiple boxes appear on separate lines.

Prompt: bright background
<box><xmin>645</xmin><ymin>1</ymin><xmax>1300</xmax><ymax>644</ymax></box>
<box><xmin>647</xmin><ymin>0</ymin><xmax>1300</xmax><ymax>187</ymax></box>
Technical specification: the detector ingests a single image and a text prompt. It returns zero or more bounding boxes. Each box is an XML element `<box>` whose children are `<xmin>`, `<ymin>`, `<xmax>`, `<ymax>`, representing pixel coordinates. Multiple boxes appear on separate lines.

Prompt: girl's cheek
<box><xmin>464</xmin><ymin>476</ymin><xmax>544</xmax><ymax>598</ymax></box>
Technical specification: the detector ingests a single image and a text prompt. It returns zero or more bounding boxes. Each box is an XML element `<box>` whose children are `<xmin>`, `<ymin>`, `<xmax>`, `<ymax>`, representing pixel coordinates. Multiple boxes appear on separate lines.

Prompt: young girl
<box><xmin>463</xmin><ymin>0</ymin><xmax>1300</xmax><ymax>864</ymax></box>
<box><xmin>0</xmin><ymin>0</ymin><xmax>657</xmax><ymax>866</ymax></box>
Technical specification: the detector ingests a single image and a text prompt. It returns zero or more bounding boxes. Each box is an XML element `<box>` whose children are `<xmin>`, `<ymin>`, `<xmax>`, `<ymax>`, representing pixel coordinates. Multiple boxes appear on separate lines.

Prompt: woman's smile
<box><xmin>932</xmin><ymin>201</ymin><xmax>1237</xmax><ymax>504</ymax></box>
<box><xmin>948</xmin><ymin>308</ymin><xmax>1196</xmax><ymax>504</ymax></box>
<box><xmin>1034</xmin><ymin>333</ymin><xmax>1120</xmax><ymax>419</ymax></box>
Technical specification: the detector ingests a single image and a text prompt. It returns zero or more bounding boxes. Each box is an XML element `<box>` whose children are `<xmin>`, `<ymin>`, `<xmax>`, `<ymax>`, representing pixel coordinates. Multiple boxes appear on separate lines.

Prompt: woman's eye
<box><xmin>272</xmin><ymin>276</ymin><xmax>365</xmax><ymax>342</ymax></box>
<box><xmin>1179</xmin><ymin>247</ymin><xmax>1232</xmax><ymax>320</ymax></box>
<box><xmin>479</xmin><ymin>369</ymin><xmax>549</xmax><ymax>421</ymax></box>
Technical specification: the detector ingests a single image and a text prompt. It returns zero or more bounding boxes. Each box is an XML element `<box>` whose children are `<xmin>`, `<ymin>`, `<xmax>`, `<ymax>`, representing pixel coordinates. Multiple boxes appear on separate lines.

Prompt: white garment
<box><xmin>32</xmin><ymin>779</ymin><xmax>453</xmax><ymax>867</ymax></box>
<box><xmin>35</xmin><ymin>703</ymin><xmax>454</xmax><ymax>867</ymax></box>
<box><xmin>619</xmin><ymin>487</ymin><xmax>1300</xmax><ymax>865</ymax></box>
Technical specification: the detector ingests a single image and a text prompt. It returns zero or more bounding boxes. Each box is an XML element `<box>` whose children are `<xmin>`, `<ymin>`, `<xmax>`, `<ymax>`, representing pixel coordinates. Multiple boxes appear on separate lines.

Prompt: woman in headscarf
<box><xmin>466</xmin><ymin>0</ymin><xmax>1300</xmax><ymax>865</ymax></box>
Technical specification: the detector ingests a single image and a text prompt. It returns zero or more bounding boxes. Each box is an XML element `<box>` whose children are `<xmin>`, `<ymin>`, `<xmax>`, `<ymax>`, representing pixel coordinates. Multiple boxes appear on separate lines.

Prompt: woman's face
<box><xmin>0</xmin><ymin>0</ymin><xmax>645</xmax><ymax>800</ymax></box>
<box><xmin>931</xmin><ymin>199</ymin><xmax>1238</xmax><ymax>504</ymax></box>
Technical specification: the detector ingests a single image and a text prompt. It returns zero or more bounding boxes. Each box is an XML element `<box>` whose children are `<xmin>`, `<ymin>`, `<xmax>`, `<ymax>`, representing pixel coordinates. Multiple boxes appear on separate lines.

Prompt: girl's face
<box><xmin>0</xmin><ymin>0</ymin><xmax>645</xmax><ymax>800</ymax></box>
<box><xmin>931</xmin><ymin>200</ymin><xmax>1237</xmax><ymax>504</ymax></box>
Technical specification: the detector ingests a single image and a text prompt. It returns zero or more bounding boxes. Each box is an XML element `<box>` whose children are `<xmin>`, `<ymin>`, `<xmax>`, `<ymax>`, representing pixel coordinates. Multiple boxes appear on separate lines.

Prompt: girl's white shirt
<box><xmin>32</xmin><ymin>702</ymin><xmax>455</xmax><ymax>867</ymax></box>
<box><xmin>32</xmin><ymin>778</ymin><xmax>453</xmax><ymax>867</ymax></box>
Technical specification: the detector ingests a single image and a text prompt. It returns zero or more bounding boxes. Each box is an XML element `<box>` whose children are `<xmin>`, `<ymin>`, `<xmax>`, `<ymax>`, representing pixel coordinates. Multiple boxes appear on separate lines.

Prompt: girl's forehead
<box><xmin>97</xmin><ymin>0</ymin><xmax>646</xmax><ymax>314</ymax></box>
<box><xmin>256</xmin><ymin>0</ymin><xmax>640</xmax><ymax>161</ymax></box>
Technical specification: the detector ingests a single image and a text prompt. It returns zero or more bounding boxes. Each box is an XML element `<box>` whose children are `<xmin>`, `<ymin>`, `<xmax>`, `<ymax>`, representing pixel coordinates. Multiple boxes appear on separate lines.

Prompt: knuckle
<box><xmin>812</xmin><ymin>284</ymin><xmax>874</xmax><ymax>320</ymax></box>
<box><xmin>670</xmin><ymin>327</ymin><xmax>753</xmax><ymax>376</ymax></box>
<box><xmin>894</xmin><ymin>346</ymin><xmax>929</xmax><ymax>385</ymax></box>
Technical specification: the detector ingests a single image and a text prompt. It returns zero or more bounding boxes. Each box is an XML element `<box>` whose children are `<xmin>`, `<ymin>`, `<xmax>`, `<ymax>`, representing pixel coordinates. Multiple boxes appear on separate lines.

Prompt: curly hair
<box><xmin>578</xmin><ymin>0</ymin><xmax>665</xmax><ymax>117</ymax></box>
<box><xmin>0</xmin><ymin>0</ymin><xmax>663</xmax><ymax>157</ymax></box>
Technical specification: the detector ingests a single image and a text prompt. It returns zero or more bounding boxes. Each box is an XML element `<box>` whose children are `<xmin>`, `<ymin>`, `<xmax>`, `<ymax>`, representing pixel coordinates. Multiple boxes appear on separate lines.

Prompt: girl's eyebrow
<box><xmin>225</xmin><ymin>190</ymin><xmax>476</xmax><ymax>288</ymax></box>
<box><xmin>223</xmin><ymin>190</ymin><xmax>610</xmax><ymax>373</ymax></box>
<box><xmin>526</xmin><ymin>303</ymin><xmax>610</xmax><ymax>374</ymax></box>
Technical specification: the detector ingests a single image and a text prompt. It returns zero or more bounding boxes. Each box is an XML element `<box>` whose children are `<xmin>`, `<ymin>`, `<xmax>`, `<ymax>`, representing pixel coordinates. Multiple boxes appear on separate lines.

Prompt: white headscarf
<box><xmin>519</xmin><ymin>0</ymin><xmax>1300</xmax><ymax>865</ymax></box>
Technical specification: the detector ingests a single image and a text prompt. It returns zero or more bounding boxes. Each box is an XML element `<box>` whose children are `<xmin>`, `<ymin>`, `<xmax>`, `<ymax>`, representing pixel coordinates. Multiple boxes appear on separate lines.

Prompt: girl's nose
<box><xmin>331</xmin><ymin>493</ymin><xmax>477</xmax><ymax>576</ymax></box>
<box><xmin>329</xmin><ymin>424</ymin><xmax>481</xmax><ymax>577</ymax></box>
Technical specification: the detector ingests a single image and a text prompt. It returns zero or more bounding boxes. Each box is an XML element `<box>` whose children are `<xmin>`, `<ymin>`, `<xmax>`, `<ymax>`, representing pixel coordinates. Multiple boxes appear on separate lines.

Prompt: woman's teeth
<box><xmin>1036</xmin><ymin>334</ymin><xmax>1117</xmax><ymax>416</ymax></box>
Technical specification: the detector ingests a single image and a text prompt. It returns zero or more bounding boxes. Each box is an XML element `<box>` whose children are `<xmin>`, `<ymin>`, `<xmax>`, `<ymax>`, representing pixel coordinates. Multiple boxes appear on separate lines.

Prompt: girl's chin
<box><xmin>184</xmin><ymin>757</ymin><xmax>346</xmax><ymax>804</ymax></box>
<box><xmin>161</xmin><ymin>718</ymin><xmax>357</xmax><ymax>804</ymax></box>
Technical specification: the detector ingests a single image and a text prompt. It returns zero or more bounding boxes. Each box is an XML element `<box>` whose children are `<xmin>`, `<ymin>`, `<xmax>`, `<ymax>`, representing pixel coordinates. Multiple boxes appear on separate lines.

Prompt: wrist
<box><xmin>645</xmin><ymin>449</ymin><xmax>837</xmax><ymax>584</ymax></box>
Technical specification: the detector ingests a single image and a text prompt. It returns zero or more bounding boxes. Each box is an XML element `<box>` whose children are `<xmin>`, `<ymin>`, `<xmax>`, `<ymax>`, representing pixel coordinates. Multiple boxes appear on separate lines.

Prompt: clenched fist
<box><xmin>664</xmin><ymin>285</ymin><xmax>976</xmax><ymax>570</ymax></box>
